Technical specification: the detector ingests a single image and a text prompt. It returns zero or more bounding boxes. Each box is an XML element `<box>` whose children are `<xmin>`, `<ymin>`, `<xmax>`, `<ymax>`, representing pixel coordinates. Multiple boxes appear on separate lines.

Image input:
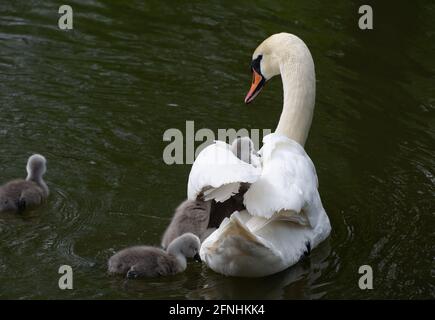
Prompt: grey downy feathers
<box><xmin>108</xmin><ymin>233</ymin><xmax>201</xmax><ymax>279</ymax></box>
<box><xmin>161</xmin><ymin>199</ymin><xmax>213</xmax><ymax>249</ymax></box>
<box><xmin>161</xmin><ymin>137</ymin><xmax>258</xmax><ymax>247</ymax></box>
<box><xmin>0</xmin><ymin>154</ymin><xmax>49</xmax><ymax>213</ymax></box>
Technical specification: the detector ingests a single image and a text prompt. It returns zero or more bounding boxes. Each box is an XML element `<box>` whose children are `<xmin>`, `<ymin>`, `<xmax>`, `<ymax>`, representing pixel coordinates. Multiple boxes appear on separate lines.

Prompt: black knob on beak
<box><xmin>193</xmin><ymin>253</ymin><xmax>202</xmax><ymax>263</ymax></box>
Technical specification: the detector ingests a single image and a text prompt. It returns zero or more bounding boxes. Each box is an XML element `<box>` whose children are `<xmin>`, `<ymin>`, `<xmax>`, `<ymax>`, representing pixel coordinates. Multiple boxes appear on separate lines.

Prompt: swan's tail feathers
<box><xmin>200</xmin><ymin>212</ymin><xmax>284</xmax><ymax>277</ymax></box>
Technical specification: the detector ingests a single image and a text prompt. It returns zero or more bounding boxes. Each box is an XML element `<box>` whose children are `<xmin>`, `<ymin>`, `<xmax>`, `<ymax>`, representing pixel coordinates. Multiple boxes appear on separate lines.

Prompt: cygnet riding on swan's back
<box><xmin>0</xmin><ymin>154</ymin><xmax>49</xmax><ymax>213</ymax></box>
<box><xmin>230</xmin><ymin>136</ymin><xmax>260</xmax><ymax>167</ymax></box>
<box><xmin>187</xmin><ymin>33</ymin><xmax>331</xmax><ymax>277</ymax></box>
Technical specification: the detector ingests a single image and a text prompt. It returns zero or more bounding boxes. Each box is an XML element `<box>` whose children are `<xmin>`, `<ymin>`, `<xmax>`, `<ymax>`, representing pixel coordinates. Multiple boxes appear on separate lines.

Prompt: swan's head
<box><xmin>26</xmin><ymin>154</ymin><xmax>47</xmax><ymax>180</ymax></box>
<box><xmin>245</xmin><ymin>32</ymin><xmax>311</xmax><ymax>104</ymax></box>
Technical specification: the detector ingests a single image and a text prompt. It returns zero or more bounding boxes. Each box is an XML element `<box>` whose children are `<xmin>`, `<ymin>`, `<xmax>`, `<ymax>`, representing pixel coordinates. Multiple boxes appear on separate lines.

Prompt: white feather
<box><xmin>193</xmin><ymin>33</ymin><xmax>332</xmax><ymax>277</ymax></box>
<box><xmin>199</xmin><ymin>134</ymin><xmax>331</xmax><ymax>277</ymax></box>
<box><xmin>203</xmin><ymin>182</ymin><xmax>240</xmax><ymax>202</ymax></box>
<box><xmin>187</xmin><ymin>141</ymin><xmax>261</xmax><ymax>202</ymax></box>
<box><xmin>244</xmin><ymin>134</ymin><xmax>319</xmax><ymax>223</ymax></box>
<box><xmin>201</xmin><ymin>207</ymin><xmax>331</xmax><ymax>277</ymax></box>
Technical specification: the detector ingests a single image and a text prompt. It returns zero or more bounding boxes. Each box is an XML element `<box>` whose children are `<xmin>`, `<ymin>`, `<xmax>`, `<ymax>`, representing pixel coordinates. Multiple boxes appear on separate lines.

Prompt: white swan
<box><xmin>187</xmin><ymin>33</ymin><xmax>331</xmax><ymax>277</ymax></box>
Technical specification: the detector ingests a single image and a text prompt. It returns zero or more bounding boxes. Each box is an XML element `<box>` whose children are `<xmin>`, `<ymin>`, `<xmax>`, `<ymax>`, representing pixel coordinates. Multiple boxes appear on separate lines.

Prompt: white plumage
<box><xmin>187</xmin><ymin>33</ymin><xmax>332</xmax><ymax>277</ymax></box>
<box><xmin>244</xmin><ymin>134</ymin><xmax>318</xmax><ymax>220</ymax></box>
<box><xmin>189</xmin><ymin>134</ymin><xmax>331</xmax><ymax>276</ymax></box>
<box><xmin>187</xmin><ymin>141</ymin><xmax>261</xmax><ymax>203</ymax></box>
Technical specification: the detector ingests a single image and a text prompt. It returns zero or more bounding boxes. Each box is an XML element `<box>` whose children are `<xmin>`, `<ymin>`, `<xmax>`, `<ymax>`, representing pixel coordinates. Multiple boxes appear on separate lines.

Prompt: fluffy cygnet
<box><xmin>159</xmin><ymin>139</ymin><xmax>259</xmax><ymax>248</ymax></box>
<box><xmin>0</xmin><ymin>154</ymin><xmax>49</xmax><ymax>213</ymax></box>
<box><xmin>161</xmin><ymin>199</ymin><xmax>212</xmax><ymax>249</ymax></box>
<box><xmin>230</xmin><ymin>136</ymin><xmax>259</xmax><ymax>165</ymax></box>
<box><xmin>108</xmin><ymin>233</ymin><xmax>201</xmax><ymax>279</ymax></box>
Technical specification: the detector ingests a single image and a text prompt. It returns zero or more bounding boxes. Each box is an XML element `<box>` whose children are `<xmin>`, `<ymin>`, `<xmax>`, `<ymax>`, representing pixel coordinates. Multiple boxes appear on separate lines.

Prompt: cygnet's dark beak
<box><xmin>193</xmin><ymin>253</ymin><xmax>202</xmax><ymax>263</ymax></box>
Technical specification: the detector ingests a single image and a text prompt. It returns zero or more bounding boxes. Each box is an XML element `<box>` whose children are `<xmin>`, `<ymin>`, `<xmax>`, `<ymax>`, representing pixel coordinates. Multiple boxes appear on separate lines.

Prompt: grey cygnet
<box><xmin>230</xmin><ymin>136</ymin><xmax>258</xmax><ymax>164</ymax></box>
<box><xmin>161</xmin><ymin>199</ymin><xmax>213</xmax><ymax>249</ymax></box>
<box><xmin>108</xmin><ymin>233</ymin><xmax>201</xmax><ymax>279</ymax></box>
<box><xmin>160</xmin><ymin>138</ymin><xmax>258</xmax><ymax>249</ymax></box>
<box><xmin>0</xmin><ymin>154</ymin><xmax>49</xmax><ymax>213</ymax></box>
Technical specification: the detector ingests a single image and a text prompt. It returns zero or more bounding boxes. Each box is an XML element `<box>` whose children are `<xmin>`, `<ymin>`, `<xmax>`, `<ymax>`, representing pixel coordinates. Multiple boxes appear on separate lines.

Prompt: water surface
<box><xmin>0</xmin><ymin>0</ymin><xmax>434</xmax><ymax>299</ymax></box>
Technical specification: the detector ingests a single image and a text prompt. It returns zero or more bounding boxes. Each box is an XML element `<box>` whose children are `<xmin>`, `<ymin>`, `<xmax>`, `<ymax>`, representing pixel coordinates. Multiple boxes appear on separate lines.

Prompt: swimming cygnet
<box><xmin>108</xmin><ymin>233</ymin><xmax>201</xmax><ymax>279</ymax></box>
<box><xmin>230</xmin><ymin>136</ymin><xmax>260</xmax><ymax>166</ymax></box>
<box><xmin>161</xmin><ymin>199</ymin><xmax>212</xmax><ymax>249</ymax></box>
<box><xmin>159</xmin><ymin>139</ymin><xmax>259</xmax><ymax>248</ymax></box>
<box><xmin>0</xmin><ymin>154</ymin><xmax>49</xmax><ymax>213</ymax></box>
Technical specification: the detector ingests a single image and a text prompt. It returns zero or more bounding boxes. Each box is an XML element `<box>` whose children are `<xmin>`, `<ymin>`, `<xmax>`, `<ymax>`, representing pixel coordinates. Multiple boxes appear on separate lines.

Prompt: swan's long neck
<box><xmin>274</xmin><ymin>50</ymin><xmax>316</xmax><ymax>147</ymax></box>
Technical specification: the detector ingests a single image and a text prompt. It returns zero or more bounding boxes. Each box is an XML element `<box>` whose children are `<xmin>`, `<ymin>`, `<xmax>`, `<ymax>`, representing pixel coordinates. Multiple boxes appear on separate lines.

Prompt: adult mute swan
<box><xmin>187</xmin><ymin>33</ymin><xmax>331</xmax><ymax>277</ymax></box>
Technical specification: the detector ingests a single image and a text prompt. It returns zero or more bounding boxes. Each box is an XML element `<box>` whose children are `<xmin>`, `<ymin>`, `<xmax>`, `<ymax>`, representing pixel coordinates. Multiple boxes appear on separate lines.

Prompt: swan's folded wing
<box><xmin>188</xmin><ymin>141</ymin><xmax>261</xmax><ymax>202</ymax></box>
<box><xmin>244</xmin><ymin>134</ymin><xmax>320</xmax><ymax>224</ymax></box>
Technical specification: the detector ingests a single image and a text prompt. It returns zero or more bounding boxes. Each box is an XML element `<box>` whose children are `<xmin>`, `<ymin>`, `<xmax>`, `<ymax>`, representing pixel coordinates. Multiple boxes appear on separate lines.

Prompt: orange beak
<box><xmin>244</xmin><ymin>69</ymin><xmax>265</xmax><ymax>104</ymax></box>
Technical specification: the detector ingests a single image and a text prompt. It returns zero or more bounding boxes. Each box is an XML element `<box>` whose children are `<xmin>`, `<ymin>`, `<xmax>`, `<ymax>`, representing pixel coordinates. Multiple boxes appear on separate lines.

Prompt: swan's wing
<box><xmin>188</xmin><ymin>141</ymin><xmax>261</xmax><ymax>202</ymax></box>
<box><xmin>244</xmin><ymin>134</ymin><xmax>320</xmax><ymax>225</ymax></box>
<box><xmin>200</xmin><ymin>134</ymin><xmax>331</xmax><ymax>277</ymax></box>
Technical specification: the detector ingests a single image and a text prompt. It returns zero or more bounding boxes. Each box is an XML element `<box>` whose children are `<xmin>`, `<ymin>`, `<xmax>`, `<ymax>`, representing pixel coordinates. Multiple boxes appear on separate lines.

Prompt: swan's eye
<box><xmin>251</xmin><ymin>54</ymin><xmax>263</xmax><ymax>75</ymax></box>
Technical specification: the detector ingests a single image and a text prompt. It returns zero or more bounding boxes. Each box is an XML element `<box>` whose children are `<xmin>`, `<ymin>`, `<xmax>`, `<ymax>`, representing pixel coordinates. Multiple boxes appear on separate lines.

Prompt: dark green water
<box><xmin>0</xmin><ymin>0</ymin><xmax>434</xmax><ymax>299</ymax></box>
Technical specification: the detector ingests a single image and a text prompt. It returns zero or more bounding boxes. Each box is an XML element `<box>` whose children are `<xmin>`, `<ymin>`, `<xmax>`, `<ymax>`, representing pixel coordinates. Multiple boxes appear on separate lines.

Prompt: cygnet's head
<box><xmin>231</xmin><ymin>137</ymin><xmax>255</xmax><ymax>164</ymax></box>
<box><xmin>168</xmin><ymin>233</ymin><xmax>201</xmax><ymax>261</ymax></box>
<box><xmin>26</xmin><ymin>154</ymin><xmax>47</xmax><ymax>180</ymax></box>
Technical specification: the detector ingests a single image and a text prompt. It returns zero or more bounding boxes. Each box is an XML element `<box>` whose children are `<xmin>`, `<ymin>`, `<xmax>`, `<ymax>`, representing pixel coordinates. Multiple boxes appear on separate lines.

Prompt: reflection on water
<box><xmin>0</xmin><ymin>0</ymin><xmax>434</xmax><ymax>299</ymax></box>
<box><xmin>190</xmin><ymin>241</ymin><xmax>332</xmax><ymax>300</ymax></box>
